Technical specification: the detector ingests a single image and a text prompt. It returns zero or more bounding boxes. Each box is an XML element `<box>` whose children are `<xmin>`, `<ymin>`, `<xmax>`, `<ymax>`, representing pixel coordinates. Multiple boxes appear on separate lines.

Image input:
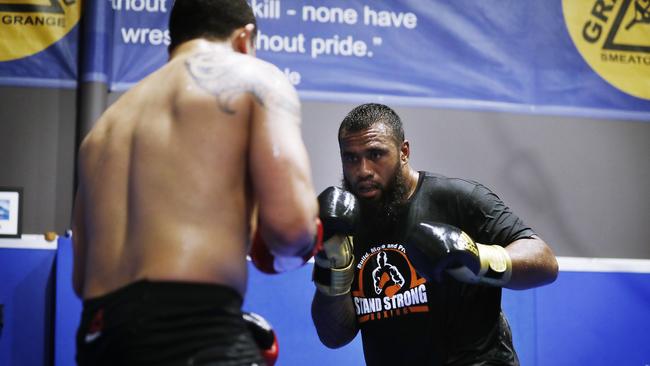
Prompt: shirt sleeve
<box><xmin>455</xmin><ymin>180</ymin><xmax>536</xmax><ymax>246</ymax></box>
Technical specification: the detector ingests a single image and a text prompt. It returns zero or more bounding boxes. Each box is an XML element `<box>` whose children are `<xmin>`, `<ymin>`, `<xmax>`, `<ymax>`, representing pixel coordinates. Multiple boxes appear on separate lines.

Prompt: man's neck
<box><xmin>169</xmin><ymin>39</ymin><xmax>233</xmax><ymax>60</ymax></box>
<box><xmin>404</xmin><ymin>167</ymin><xmax>420</xmax><ymax>200</ymax></box>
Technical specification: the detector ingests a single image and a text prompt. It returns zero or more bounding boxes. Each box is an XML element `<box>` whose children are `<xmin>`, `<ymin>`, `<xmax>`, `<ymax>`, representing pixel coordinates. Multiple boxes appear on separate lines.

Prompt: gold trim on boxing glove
<box><xmin>459</xmin><ymin>231</ymin><xmax>479</xmax><ymax>257</ymax></box>
<box><xmin>313</xmin><ymin>235</ymin><xmax>355</xmax><ymax>296</ymax></box>
<box><xmin>477</xmin><ymin>244</ymin><xmax>512</xmax><ymax>286</ymax></box>
<box><xmin>314</xmin><ymin>256</ymin><xmax>355</xmax><ymax>296</ymax></box>
<box><xmin>447</xmin><ymin>244</ymin><xmax>512</xmax><ymax>287</ymax></box>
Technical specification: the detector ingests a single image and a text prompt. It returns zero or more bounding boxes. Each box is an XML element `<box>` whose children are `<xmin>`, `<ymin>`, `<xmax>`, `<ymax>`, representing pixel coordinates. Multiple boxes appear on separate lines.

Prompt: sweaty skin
<box><xmin>73</xmin><ymin>34</ymin><xmax>317</xmax><ymax>300</ymax></box>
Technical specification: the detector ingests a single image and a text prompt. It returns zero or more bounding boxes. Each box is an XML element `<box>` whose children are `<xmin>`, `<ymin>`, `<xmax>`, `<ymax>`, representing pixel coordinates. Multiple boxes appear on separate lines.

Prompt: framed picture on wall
<box><xmin>0</xmin><ymin>187</ymin><xmax>23</xmax><ymax>238</ymax></box>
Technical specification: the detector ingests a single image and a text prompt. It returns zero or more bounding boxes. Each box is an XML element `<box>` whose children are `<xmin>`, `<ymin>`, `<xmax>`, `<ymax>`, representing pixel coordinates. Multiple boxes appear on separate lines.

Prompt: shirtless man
<box><xmin>72</xmin><ymin>1</ymin><xmax>319</xmax><ymax>364</ymax></box>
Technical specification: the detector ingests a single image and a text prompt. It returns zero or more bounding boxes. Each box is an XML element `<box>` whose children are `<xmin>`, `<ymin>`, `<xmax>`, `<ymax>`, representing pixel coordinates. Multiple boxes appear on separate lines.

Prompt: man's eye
<box><xmin>342</xmin><ymin>155</ymin><xmax>357</xmax><ymax>163</ymax></box>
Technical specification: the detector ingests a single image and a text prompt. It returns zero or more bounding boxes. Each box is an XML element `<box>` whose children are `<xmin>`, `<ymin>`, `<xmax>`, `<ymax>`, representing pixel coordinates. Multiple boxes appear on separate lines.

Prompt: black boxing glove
<box><xmin>312</xmin><ymin>187</ymin><xmax>358</xmax><ymax>296</ymax></box>
<box><xmin>404</xmin><ymin>221</ymin><xmax>512</xmax><ymax>286</ymax></box>
<box><xmin>243</xmin><ymin>312</ymin><xmax>278</xmax><ymax>366</ymax></box>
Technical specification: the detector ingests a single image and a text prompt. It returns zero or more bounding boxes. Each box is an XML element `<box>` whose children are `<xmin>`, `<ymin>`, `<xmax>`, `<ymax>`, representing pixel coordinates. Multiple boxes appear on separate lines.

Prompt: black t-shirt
<box><xmin>351</xmin><ymin>172</ymin><xmax>535</xmax><ymax>366</ymax></box>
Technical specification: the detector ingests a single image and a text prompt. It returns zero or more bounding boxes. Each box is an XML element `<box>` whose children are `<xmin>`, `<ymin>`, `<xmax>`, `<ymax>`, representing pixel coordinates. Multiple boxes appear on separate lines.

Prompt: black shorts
<box><xmin>76</xmin><ymin>280</ymin><xmax>265</xmax><ymax>366</ymax></box>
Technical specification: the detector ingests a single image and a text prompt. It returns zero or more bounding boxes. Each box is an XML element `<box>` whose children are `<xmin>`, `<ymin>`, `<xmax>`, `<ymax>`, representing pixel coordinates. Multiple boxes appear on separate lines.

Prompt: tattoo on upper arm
<box><xmin>185</xmin><ymin>52</ymin><xmax>298</xmax><ymax>115</ymax></box>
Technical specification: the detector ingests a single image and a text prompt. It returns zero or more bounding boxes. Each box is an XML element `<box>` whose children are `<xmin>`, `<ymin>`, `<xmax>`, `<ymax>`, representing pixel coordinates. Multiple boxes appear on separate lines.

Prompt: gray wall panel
<box><xmin>301</xmin><ymin>101</ymin><xmax>650</xmax><ymax>259</ymax></box>
<box><xmin>0</xmin><ymin>86</ymin><xmax>76</xmax><ymax>234</ymax></box>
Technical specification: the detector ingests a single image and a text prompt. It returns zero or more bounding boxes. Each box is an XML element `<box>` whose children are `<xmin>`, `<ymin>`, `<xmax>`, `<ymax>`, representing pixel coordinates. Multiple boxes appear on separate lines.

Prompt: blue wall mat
<box><xmin>535</xmin><ymin>271</ymin><xmax>650</xmax><ymax>366</ymax></box>
<box><xmin>244</xmin><ymin>263</ymin><xmax>365</xmax><ymax>366</ymax></box>
<box><xmin>52</xmin><ymin>236</ymin><xmax>650</xmax><ymax>366</ymax></box>
<box><xmin>0</xmin><ymin>248</ymin><xmax>56</xmax><ymax>366</ymax></box>
<box><xmin>503</xmin><ymin>288</ymin><xmax>538</xmax><ymax>365</ymax></box>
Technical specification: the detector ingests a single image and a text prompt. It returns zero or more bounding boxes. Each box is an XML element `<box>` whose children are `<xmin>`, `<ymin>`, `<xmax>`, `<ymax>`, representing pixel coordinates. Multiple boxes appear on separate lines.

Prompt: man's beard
<box><xmin>342</xmin><ymin>166</ymin><xmax>410</xmax><ymax>231</ymax></box>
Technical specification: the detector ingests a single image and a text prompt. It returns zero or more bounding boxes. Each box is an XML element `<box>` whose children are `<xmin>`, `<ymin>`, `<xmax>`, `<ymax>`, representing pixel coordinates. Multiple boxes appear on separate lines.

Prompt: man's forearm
<box><xmin>311</xmin><ymin>290</ymin><xmax>359</xmax><ymax>348</ymax></box>
<box><xmin>505</xmin><ymin>237</ymin><xmax>559</xmax><ymax>290</ymax></box>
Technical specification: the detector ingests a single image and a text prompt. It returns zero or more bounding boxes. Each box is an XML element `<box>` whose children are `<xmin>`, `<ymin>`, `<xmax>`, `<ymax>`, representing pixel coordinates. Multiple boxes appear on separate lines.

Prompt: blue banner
<box><xmin>1</xmin><ymin>0</ymin><xmax>649</xmax><ymax>120</ymax></box>
<box><xmin>106</xmin><ymin>0</ymin><xmax>650</xmax><ymax>120</ymax></box>
<box><xmin>108</xmin><ymin>0</ymin><xmax>170</xmax><ymax>89</ymax></box>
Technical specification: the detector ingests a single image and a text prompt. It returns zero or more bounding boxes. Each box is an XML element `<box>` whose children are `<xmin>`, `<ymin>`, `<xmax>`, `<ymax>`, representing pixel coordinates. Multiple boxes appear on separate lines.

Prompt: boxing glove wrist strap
<box><xmin>447</xmin><ymin>244</ymin><xmax>512</xmax><ymax>287</ymax></box>
<box><xmin>312</xmin><ymin>235</ymin><xmax>355</xmax><ymax>296</ymax></box>
<box><xmin>313</xmin><ymin>254</ymin><xmax>355</xmax><ymax>296</ymax></box>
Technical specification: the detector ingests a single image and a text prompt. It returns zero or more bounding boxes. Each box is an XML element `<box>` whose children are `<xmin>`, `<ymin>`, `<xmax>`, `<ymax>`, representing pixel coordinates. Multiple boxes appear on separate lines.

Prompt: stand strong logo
<box><xmin>0</xmin><ymin>0</ymin><xmax>80</xmax><ymax>62</ymax></box>
<box><xmin>563</xmin><ymin>0</ymin><xmax>650</xmax><ymax>100</ymax></box>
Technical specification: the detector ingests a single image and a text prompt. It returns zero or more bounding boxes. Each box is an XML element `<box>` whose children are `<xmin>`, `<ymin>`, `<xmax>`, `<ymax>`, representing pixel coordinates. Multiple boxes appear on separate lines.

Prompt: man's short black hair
<box><xmin>338</xmin><ymin>103</ymin><xmax>405</xmax><ymax>146</ymax></box>
<box><xmin>168</xmin><ymin>0</ymin><xmax>256</xmax><ymax>53</ymax></box>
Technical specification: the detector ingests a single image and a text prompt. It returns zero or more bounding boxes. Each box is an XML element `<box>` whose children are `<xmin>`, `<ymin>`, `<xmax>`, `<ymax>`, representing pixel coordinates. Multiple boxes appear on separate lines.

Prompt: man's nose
<box><xmin>357</xmin><ymin>158</ymin><xmax>373</xmax><ymax>178</ymax></box>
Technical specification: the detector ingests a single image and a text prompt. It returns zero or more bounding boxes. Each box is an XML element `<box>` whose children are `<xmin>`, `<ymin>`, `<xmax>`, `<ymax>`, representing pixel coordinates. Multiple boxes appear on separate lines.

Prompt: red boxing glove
<box><xmin>250</xmin><ymin>218</ymin><xmax>323</xmax><ymax>274</ymax></box>
<box><xmin>243</xmin><ymin>312</ymin><xmax>278</xmax><ymax>366</ymax></box>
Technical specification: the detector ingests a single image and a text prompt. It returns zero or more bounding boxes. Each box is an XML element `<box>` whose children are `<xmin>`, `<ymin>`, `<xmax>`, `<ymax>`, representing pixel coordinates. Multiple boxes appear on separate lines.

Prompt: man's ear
<box><xmin>401</xmin><ymin>140</ymin><xmax>411</xmax><ymax>163</ymax></box>
<box><xmin>232</xmin><ymin>23</ymin><xmax>256</xmax><ymax>55</ymax></box>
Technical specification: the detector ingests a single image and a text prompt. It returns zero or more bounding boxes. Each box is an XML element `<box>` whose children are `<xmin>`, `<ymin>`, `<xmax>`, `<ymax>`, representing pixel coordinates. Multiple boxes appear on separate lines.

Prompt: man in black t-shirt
<box><xmin>311</xmin><ymin>103</ymin><xmax>558</xmax><ymax>365</ymax></box>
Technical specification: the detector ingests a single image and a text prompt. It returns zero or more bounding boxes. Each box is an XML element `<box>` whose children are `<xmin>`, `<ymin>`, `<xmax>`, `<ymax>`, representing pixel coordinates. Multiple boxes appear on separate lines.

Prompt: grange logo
<box><xmin>563</xmin><ymin>0</ymin><xmax>650</xmax><ymax>99</ymax></box>
<box><xmin>0</xmin><ymin>0</ymin><xmax>80</xmax><ymax>62</ymax></box>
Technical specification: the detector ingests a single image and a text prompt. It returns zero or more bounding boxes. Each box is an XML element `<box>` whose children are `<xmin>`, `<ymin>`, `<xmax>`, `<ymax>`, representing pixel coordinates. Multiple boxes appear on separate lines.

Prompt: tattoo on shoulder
<box><xmin>185</xmin><ymin>52</ymin><xmax>298</xmax><ymax>115</ymax></box>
